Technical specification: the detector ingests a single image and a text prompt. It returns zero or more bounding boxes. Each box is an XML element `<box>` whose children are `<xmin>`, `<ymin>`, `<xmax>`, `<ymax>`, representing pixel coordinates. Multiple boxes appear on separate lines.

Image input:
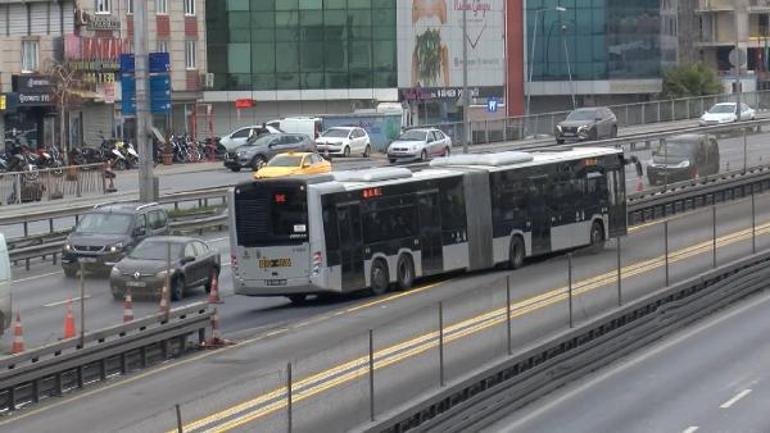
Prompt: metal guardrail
<box><xmin>0</xmin><ymin>163</ymin><xmax>112</xmax><ymax>207</ymax></box>
<box><xmin>355</xmin><ymin>249</ymin><xmax>770</xmax><ymax>433</ymax></box>
<box><xmin>0</xmin><ymin>302</ymin><xmax>212</xmax><ymax>412</ymax></box>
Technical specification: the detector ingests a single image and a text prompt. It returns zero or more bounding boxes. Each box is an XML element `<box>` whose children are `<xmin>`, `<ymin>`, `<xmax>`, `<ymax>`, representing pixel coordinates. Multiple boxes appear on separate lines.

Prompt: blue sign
<box><xmin>149</xmin><ymin>73</ymin><xmax>171</xmax><ymax>114</ymax></box>
<box><xmin>120</xmin><ymin>76</ymin><xmax>136</xmax><ymax>115</ymax></box>
<box><xmin>119</xmin><ymin>54</ymin><xmax>135</xmax><ymax>74</ymax></box>
<box><xmin>150</xmin><ymin>99</ymin><xmax>171</xmax><ymax>113</ymax></box>
<box><xmin>486</xmin><ymin>98</ymin><xmax>499</xmax><ymax>113</ymax></box>
<box><xmin>149</xmin><ymin>52</ymin><xmax>171</xmax><ymax>73</ymax></box>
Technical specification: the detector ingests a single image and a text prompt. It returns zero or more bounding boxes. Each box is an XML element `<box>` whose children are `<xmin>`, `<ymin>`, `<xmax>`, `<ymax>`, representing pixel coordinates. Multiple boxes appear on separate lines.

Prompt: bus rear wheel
<box><xmin>395</xmin><ymin>254</ymin><xmax>415</xmax><ymax>291</ymax></box>
<box><xmin>589</xmin><ymin>221</ymin><xmax>605</xmax><ymax>253</ymax></box>
<box><xmin>370</xmin><ymin>259</ymin><xmax>390</xmax><ymax>296</ymax></box>
<box><xmin>288</xmin><ymin>294</ymin><xmax>308</xmax><ymax>305</ymax></box>
<box><xmin>509</xmin><ymin>236</ymin><xmax>525</xmax><ymax>270</ymax></box>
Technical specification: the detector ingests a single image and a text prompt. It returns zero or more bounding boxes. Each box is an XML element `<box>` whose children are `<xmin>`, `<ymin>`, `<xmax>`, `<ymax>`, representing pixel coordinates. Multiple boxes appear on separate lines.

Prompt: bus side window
<box><xmin>323</xmin><ymin>208</ymin><xmax>339</xmax><ymax>251</ymax></box>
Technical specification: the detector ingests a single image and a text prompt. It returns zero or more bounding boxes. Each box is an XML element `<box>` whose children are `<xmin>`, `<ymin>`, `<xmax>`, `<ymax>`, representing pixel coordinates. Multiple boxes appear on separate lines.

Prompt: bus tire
<box><xmin>288</xmin><ymin>294</ymin><xmax>307</xmax><ymax>305</ymax></box>
<box><xmin>509</xmin><ymin>236</ymin><xmax>525</xmax><ymax>270</ymax></box>
<box><xmin>370</xmin><ymin>259</ymin><xmax>390</xmax><ymax>296</ymax></box>
<box><xmin>589</xmin><ymin>221</ymin><xmax>605</xmax><ymax>254</ymax></box>
<box><xmin>395</xmin><ymin>254</ymin><xmax>415</xmax><ymax>291</ymax></box>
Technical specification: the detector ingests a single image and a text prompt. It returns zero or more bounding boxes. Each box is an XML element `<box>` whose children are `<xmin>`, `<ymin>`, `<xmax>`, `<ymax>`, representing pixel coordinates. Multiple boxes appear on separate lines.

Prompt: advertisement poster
<box><xmin>397</xmin><ymin>0</ymin><xmax>505</xmax><ymax>89</ymax></box>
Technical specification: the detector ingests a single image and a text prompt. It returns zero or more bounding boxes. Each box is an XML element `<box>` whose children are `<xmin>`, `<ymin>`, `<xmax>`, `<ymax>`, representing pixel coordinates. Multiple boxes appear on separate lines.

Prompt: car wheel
<box><xmin>362</xmin><ymin>144</ymin><xmax>371</xmax><ymax>158</ymax></box>
<box><xmin>288</xmin><ymin>294</ymin><xmax>307</xmax><ymax>305</ymax></box>
<box><xmin>420</xmin><ymin>149</ymin><xmax>428</xmax><ymax>161</ymax></box>
<box><xmin>251</xmin><ymin>155</ymin><xmax>267</xmax><ymax>170</ymax></box>
<box><xmin>230</xmin><ymin>167</ymin><xmax>241</xmax><ymax>172</ymax></box>
<box><xmin>204</xmin><ymin>268</ymin><xmax>219</xmax><ymax>293</ymax></box>
<box><xmin>170</xmin><ymin>275</ymin><xmax>185</xmax><ymax>301</ymax></box>
<box><xmin>395</xmin><ymin>254</ymin><xmax>415</xmax><ymax>291</ymax></box>
<box><xmin>389</xmin><ymin>159</ymin><xmax>397</xmax><ymax>164</ymax></box>
<box><xmin>343</xmin><ymin>146</ymin><xmax>351</xmax><ymax>157</ymax></box>
<box><xmin>589</xmin><ymin>221</ymin><xmax>605</xmax><ymax>254</ymax></box>
<box><xmin>509</xmin><ymin>236</ymin><xmax>525</xmax><ymax>270</ymax></box>
<box><xmin>589</xmin><ymin>128</ymin><xmax>598</xmax><ymax>141</ymax></box>
<box><xmin>370</xmin><ymin>259</ymin><xmax>390</xmax><ymax>296</ymax></box>
<box><xmin>611</xmin><ymin>125</ymin><xmax>618</xmax><ymax>138</ymax></box>
<box><xmin>444</xmin><ymin>147</ymin><xmax>450</xmax><ymax>157</ymax></box>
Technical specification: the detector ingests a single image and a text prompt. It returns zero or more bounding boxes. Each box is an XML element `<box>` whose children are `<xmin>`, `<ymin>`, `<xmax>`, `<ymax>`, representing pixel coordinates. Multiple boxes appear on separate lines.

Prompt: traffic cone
<box><xmin>159</xmin><ymin>283</ymin><xmax>170</xmax><ymax>318</ymax></box>
<box><xmin>636</xmin><ymin>177</ymin><xmax>644</xmax><ymax>192</ymax></box>
<box><xmin>204</xmin><ymin>308</ymin><xmax>229</xmax><ymax>348</ymax></box>
<box><xmin>208</xmin><ymin>271</ymin><xmax>223</xmax><ymax>305</ymax></box>
<box><xmin>11</xmin><ymin>312</ymin><xmax>25</xmax><ymax>354</ymax></box>
<box><xmin>63</xmin><ymin>298</ymin><xmax>76</xmax><ymax>339</ymax></box>
<box><xmin>123</xmin><ymin>289</ymin><xmax>134</xmax><ymax>323</ymax></box>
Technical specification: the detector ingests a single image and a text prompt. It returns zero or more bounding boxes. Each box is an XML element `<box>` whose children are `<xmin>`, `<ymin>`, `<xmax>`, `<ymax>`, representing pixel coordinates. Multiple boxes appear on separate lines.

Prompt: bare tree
<box><xmin>45</xmin><ymin>61</ymin><xmax>83</xmax><ymax>164</ymax></box>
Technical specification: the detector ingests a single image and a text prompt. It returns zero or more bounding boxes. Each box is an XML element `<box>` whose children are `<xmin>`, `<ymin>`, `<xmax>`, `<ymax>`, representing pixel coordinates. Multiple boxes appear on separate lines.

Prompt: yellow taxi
<box><xmin>253</xmin><ymin>152</ymin><xmax>332</xmax><ymax>179</ymax></box>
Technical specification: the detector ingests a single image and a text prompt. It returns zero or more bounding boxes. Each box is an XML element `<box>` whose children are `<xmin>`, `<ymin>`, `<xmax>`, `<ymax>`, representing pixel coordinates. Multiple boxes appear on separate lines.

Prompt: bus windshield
<box><xmin>234</xmin><ymin>183</ymin><xmax>308</xmax><ymax>247</ymax></box>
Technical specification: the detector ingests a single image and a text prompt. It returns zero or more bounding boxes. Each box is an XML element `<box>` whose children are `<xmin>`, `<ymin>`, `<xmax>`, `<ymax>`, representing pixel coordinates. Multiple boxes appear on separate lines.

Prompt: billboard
<box><xmin>397</xmin><ymin>0</ymin><xmax>505</xmax><ymax>89</ymax></box>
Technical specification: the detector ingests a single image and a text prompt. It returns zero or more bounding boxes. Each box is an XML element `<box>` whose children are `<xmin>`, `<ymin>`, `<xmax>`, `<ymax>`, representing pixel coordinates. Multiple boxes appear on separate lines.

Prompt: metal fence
<box><xmin>419</xmin><ymin>90</ymin><xmax>770</xmax><ymax>146</ymax></box>
<box><xmin>0</xmin><ymin>163</ymin><xmax>114</xmax><ymax>206</ymax></box>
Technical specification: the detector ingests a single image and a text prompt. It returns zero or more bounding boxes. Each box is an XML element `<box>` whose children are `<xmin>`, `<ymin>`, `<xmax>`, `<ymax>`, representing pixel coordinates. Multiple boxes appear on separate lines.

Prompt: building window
<box><xmin>185</xmin><ymin>40</ymin><xmax>197</xmax><ymax>70</ymax></box>
<box><xmin>21</xmin><ymin>40</ymin><xmax>39</xmax><ymax>72</ymax></box>
<box><xmin>184</xmin><ymin>0</ymin><xmax>195</xmax><ymax>16</ymax></box>
<box><xmin>127</xmin><ymin>0</ymin><xmax>133</xmax><ymax>14</ymax></box>
<box><xmin>157</xmin><ymin>39</ymin><xmax>169</xmax><ymax>53</ymax></box>
<box><xmin>156</xmin><ymin>0</ymin><xmax>168</xmax><ymax>15</ymax></box>
<box><xmin>95</xmin><ymin>0</ymin><xmax>111</xmax><ymax>14</ymax></box>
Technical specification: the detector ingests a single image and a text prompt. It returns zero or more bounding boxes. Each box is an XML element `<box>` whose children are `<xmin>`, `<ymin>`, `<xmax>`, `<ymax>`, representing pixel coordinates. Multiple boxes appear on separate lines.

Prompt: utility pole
<box><xmin>462</xmin><ymin>5</ymin><xmax>470</xmax><ymax>153</ymax></box>
<box><xmin>735</xmin><ymin>5</ymin><xmax>743</xmax><ymax>121</ymax></box>
<box><xmin>561</xmin><ymin>24</ymin><xmax>576</xmax><ymax>110</ymax></box>
<box><xmin>134</xmin><ymin>0</ymin><xmax>156</xmax><ymax>202</ymax></box>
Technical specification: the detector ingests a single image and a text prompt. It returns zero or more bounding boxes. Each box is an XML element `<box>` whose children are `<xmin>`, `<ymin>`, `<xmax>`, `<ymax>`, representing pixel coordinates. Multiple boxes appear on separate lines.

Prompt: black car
<box><xmin>109</xmin><ymin>236</ymin><xmax>220</xmax><ymax>301</ymax></box>
<box><xmin>647</xmin><ymin>134</ymin><xmax>720</xmax><ymax>185</ymax></box>
<box><xmin>224</xmin><ymin>133</ymin><xmax>316</xmax><ymax>172</ymax></box>
<box><xmin>61</xmin><ymin>202</ymin><xmax>169</xmax><ymax>277</ymax></box>
<box><xmin>555</xmin><ymin>107</ymin><xmax>618</xmax><ymax>143</ymax></box>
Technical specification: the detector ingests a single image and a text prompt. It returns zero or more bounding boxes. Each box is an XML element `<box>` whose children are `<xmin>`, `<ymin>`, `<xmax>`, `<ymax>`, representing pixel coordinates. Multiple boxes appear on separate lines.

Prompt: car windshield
<box><xmin>321</xmin><ymin>128</ymin><xmax>350</xmax><ymax>138</ymax></box>
<box><xmin>566</xmin><ymin>109</ymin><xmax>599</xmax><ymax>121</ymax></box>
<box><xmin>129</xmin><ymin>240</ymin><xmax>184</xmax><ymax>260</ymax></box>
<box><xmin>654</xmin><ymin>140</ymin><xmax>696</xmax><ymax>161</ymax></box>
<box><xmin>268</xmin><ymin>155</ymin><xmax>304</xmax><ymax>167</ymax></box>
<box><xmin>708</xmin><ymin>104</ymin><xmax>736</xmax><ymax>114</ymax></box>
<box><xmin>398</xmin><ymin>130</ymin><xmax>428</xmax><ymax>141</ymax></box>
<box><xmin>75</xmin><ymin>213</ymin><xmax>132</xmax><ymax>235</ymax></box>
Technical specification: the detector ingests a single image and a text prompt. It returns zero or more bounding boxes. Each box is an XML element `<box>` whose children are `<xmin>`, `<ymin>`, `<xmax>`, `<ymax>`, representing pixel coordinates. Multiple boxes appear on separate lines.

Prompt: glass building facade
<box><xmin>206</xmin><ymin>0</ymin><xmax>397</xmax><ymax>91</ymax></box>
<box><xmin>526</xmin><ymin>0</ymin><xmax>676</xmax><ymax>82</ymax></box>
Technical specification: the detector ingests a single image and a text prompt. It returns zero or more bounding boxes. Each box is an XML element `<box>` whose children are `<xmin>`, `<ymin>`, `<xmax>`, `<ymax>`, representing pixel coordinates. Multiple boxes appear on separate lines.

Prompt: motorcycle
<box><xmin>114</xmin><ymin>140</ymin><xmax>138</xmax><ymax>169</ymax></box>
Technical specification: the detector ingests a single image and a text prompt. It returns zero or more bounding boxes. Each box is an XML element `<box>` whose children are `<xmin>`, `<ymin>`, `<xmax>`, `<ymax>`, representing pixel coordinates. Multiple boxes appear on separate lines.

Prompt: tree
<box><xmin>45</xmin><ymin>61</ymin><xmax>83</xmax><ymax>164</ymax></box>
<box><xmin>661</xmin><ymin>63</ymin><xmax>723</xmax><ymax>99</ymax></box>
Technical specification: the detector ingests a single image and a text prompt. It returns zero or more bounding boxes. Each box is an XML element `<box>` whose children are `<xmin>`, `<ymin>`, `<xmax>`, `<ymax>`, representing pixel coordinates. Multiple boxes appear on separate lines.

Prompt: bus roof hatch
<box><xmin>333</xmin><ymin>167</ymin><xmax>414</xmax><ymax>183</ymax></box>
<box><xmin>429</xmin><ymin>151</ymin><xmax>534</xmax><ymax>167</ymax></box>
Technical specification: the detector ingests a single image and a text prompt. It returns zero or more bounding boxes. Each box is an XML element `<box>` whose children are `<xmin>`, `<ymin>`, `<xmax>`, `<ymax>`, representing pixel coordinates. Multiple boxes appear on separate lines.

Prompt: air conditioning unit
<box><xmin>201</xmin><ymin>72</ymin><xmax>214</xmax><ymax>89</ymax></box>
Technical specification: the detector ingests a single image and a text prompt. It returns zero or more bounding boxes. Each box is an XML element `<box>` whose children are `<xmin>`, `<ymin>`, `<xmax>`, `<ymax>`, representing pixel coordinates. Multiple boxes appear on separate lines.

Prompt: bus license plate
<box><xmin>265</xmin><ymin>279</ymin><xmax>287</xmax><ymax>287</ymax></box>
<box><xmin>259</xmin><ymin>258</ymin><xmax>291</xmax><ymax>269</ymax></box>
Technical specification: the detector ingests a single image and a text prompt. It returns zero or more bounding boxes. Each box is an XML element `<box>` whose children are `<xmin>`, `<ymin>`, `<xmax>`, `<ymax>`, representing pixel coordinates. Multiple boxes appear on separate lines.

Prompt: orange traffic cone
<box><xmin>63</xmin><ymin>298</ymin><xmax>76</xmax><ymax>339</ymax></box>
<box><xmin>159</xmin><ymin>283</ymin><xmax>170</xmax><ymax>318</ymax></box>
<box><xmin>204</xmin><ymin>308</ymin><xmax>226</xmax><ymax>347</ymax></box>
<box><xmin>123</xmin><ymin>289</ymin><xmax>134</xmax><ymax>323</ymax></box>
<box><xmin>636</xmin><ymin>177</ymin><xmax>644</xmax><ymax>192</ymax></box>
<box><xmin>11</xmin><ymin>312</ymin><xmax>25</xmax><ymax>354</ymax></box>
<box><xmin>208</xmin><ymin>271</ymin><xmax>223</xmax><ymax>305</ymax></box>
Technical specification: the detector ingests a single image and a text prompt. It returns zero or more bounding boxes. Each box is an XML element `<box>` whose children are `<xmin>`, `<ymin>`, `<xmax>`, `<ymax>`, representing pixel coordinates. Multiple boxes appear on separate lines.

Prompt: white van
<box><xmin>0</xmin><ymin>234</ymin><xmax>11</xmax><ymax>336</ymax></box>
<box><xmin>278</xmin><ymin>117</ymin><xmax>323</xmax><ymax>140</ymax></box>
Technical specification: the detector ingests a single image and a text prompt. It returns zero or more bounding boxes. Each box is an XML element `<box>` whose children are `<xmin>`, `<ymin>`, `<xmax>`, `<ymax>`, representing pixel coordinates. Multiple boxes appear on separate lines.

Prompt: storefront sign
<box><xmin>12</xmin><ymin>75</ymin><xmax>54</xmax><ymax>107</ymax></box>
<box><xmin>65</xmin><ymin>34</ymin><xmax>126</xmax><ymax>84</ymax></box>
<box><xmin>75</xmin><ymin>9</ymin><xmax>121</xmax><ymax>31</ymax></box>
<box><xmin>17</xmin><ymin>93</ymin><xmax>52</xmax><ymax>105</ymax></box>
<box><xmin>400</xmin><ymin>86</ymin><xmax>480</xmax><ymax>101</ymax></box>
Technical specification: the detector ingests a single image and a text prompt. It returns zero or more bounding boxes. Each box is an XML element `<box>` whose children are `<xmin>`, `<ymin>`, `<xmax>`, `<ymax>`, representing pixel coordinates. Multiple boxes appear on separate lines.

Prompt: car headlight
<box><xmin>110</xmin><ymin>266</ymin><xmax>121</xmax><ymax>276</ymax></box>
<box><xmin>674</xmin><ymin>160</ymin><xmax>691</xmax><ymax>168</ymax></box>
<box><xmin>156</xmin><ymin>269</ymin><xmax>170</xmax><ymax>279</ymax></box>
<box><xmin>578</xmin><ymin>125</ymin><xmax>590</xmax><ymax>132</ymax></box>
<box><xmin>64</xmin><ymin>243</ymin><xmax>72</xmax><ymax>251</ymax></box>
<box><xmin>110</xmin><ymin>242</ymin><xmax>124</xmax><ymax>253</ymax></box>
<box><xmin>556</xmin><ymin>125</ymin><xmax>562</xmax><ymax>132</ymax></box>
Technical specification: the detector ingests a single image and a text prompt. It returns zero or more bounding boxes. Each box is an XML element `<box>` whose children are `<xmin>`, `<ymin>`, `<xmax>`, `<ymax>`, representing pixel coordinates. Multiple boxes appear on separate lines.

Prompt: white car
<box><xmin>219</xmin><ymin>125</ymin><xmax>282</xmax><ymax>152</ymax></box>
<box><xmin>315</xmin><ymin>127</ymin><xmax>371</xmax><ymax>157</ymax></box>
<box><xmin>699</xmin><ymin>102</ymin><xmax>756</xmax><ymax>126</ymax></box>
<box><xmin>387</xmin><ymin>128</ymin><xmax>452</xmax><ymax>163</ymax></box>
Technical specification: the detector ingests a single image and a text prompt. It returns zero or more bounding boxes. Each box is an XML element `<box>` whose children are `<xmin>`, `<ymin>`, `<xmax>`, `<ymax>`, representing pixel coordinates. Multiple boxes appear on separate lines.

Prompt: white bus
<box><xmin>228</xmin><ymin>147</ymin><xmax>627</xmax><ymax>304</ymax></box>
<box><xmin>0</xmin><ymin>233</ymin><xmax>12</xmax><ymax>335</ymax></box>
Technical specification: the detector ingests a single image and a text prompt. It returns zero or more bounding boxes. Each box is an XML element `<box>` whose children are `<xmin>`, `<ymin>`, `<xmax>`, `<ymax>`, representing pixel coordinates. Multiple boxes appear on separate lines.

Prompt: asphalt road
<box><xmin>3</xmin><ymin>191</ymin><xmax>770</xmax><ymax>432</ymax></box>
<box><xmin>483</xmin><ymin>279</ymin><xmax>770</xmax><ymax>433</ymax></box>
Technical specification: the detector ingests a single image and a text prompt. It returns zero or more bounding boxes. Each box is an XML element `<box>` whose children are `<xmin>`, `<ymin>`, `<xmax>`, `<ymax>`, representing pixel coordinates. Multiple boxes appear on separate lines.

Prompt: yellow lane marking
<box><xmin>175</xmin><ymin>221</ymin><xmax>770</xmax><ymax>433</ymax></box>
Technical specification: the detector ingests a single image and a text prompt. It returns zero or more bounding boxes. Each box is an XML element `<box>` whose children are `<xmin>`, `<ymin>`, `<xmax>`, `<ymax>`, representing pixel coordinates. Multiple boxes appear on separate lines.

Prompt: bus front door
<box><xmin>337</xmin><ymin>204</ymin><xmax>365</xmax><ymax>291</ymax></box>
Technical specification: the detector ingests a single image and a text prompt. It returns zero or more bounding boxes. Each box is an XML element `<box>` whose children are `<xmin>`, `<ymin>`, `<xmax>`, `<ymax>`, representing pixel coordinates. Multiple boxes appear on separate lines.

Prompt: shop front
<box><xmin>3</xmin><ymin>75</ymin><xmax>56</xmax><ymax>151</ymax></box>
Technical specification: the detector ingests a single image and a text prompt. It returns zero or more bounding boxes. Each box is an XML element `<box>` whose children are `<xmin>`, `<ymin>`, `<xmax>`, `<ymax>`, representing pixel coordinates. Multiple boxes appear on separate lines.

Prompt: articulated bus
<box><xmin>0</xmin><ymin>233</ymin><xmax>11</xmax><ymax>335</ymax></box>
<box><xmin>228</xmin><ymin>147</ymin><xmax>627</xmax><ymax>304</ymax></box>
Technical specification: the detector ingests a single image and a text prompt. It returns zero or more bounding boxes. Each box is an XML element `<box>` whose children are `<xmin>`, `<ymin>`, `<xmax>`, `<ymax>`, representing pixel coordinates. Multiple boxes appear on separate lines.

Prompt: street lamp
<box><xmin>526</xmin><ymin>6</ymin><xmax>567</xmax><ymax>118</ymax></box>
<box><xmin>561</xmin><ymin>24</ymin><xmax>577</xmax><ymax>109</ymax></box>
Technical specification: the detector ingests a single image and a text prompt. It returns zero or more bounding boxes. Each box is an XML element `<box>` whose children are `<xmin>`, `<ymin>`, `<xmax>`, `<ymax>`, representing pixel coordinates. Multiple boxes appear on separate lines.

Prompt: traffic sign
<box><xmin>729</xmin><ymin>48</ymin><xmax>747</xmax><ymax>67</ymax></box>
<box><xmin>486</xmin><ymin>98</ymin><xmax>499</xmax><ymax>113</ymax></box>
<box><xmin>120</xmin><ymin>54</ymin><xmax>135</xmax><ymax>74</ymax></box>
<box><xmin>149</xmin><ymin>52</ymin><xmax>170</xmax><ymax>73</ymax></box>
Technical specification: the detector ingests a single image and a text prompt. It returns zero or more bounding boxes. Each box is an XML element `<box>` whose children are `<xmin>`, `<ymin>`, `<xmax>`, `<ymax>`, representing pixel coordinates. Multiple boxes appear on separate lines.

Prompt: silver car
<box><xmin>223</xmin><ymin>133</ymin><xmax>316</xmax><ymax>171</ymax></box>
<box><xmin>387</xmin><ymin>128</ymin><xmax>452</xmax><ymax>163</ymax></box>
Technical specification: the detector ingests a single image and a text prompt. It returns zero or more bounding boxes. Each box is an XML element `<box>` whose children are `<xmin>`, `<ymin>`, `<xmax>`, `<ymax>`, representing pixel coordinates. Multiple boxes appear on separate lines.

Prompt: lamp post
<box><xmin>561</xmin><ymin>24</ymin><xmax>577</xmax><ymax>109</ymax></box>
<box><xmin>526</xmin><ymin>6</ymin><xmax>567</xmax><ymax>131</ymax></box>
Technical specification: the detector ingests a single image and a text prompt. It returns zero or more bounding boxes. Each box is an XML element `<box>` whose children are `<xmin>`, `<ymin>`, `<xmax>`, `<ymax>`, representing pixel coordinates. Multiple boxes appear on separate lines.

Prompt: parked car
<box><xmin>386</xmin><ymin>128</ymin><xmax>451</xmax><ymax>163</ymax></box>
<box><xmin>647</xmin><ymin>134</ymin><xmax>720</xmax><ymax>185</ymax></box>
<box><xmin>555</xmin><ymin>107</ymin><xmax>618</xmax><ymax>143</ymax></box>
<box><xmin>219</xmin><ymin>125</ymin><xmax>282</xmax><ymax>152</ymax></box>
<box><xmin>277</xmin><ymin>117</ymin><xmax>323</xmax><ymax>140</ymax></box>
<box><xmin>109</xmin><ymin>236</ymin><xmax>220</xmax><ymax>301</ymax></box>
<box><xmin>699</xmin><ymin>102</ymin><xmax>756</xmax><ymax>126</ymax></box>
<box><xmin>254</xmin><ymin>152</ymin><xmax>331</xmax><ymax>179</ymax></box>
<box><xmin>315</xmin><ymin>127</ymin><xmax>371</xmax><ymax>157</ymax></box>
<box><xmin>61</xmin><ymin>202</ymin><xmax>169</xmax><ymax>277</ymax></box>
<box><xmin>224</xmin><ymin>133</ymin><xmax>316</xmax><ymax>172</ymax></box>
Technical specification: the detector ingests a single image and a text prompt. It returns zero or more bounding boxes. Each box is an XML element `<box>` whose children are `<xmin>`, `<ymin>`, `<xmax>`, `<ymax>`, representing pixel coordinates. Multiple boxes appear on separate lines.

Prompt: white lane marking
<box><xmin>43</xmin><ymin>295</ymin><xmax>92</xmax><ymax>308</ymax></box>
<box><xmin>682</xmin><ymin>426</ymin><xmax>699</xmax><ymax>433</ymax></box>
<box><xmin>14</xmin><ymin>271</ymin><xmax>63</xmax><ymax>283</ymax></box>
<box><xmin>720</xmin><ymin>389</ymin><xmax>752</xmax><ymax>409</ymax></box>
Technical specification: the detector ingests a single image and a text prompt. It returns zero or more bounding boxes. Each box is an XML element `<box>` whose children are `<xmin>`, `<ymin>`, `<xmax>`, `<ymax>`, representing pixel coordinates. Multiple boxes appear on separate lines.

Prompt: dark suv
<box><xmin>555</xmin><ymin>107</ymin><xmax>618</xmax><ymax>143</ymax></box>
<box><xmin>61</xmin><ymin>202</ymin><xmax>169</xmax><ymax>277</ymax></box>
<box><xmin>224</xmin><ymin>133</ymin><xmax>316</xmax><ymax>172</ymax></box>
<box><xmin>647</xmin><ymin>134</ymin><xmax>720</xmax><ymax>185</ymax></box>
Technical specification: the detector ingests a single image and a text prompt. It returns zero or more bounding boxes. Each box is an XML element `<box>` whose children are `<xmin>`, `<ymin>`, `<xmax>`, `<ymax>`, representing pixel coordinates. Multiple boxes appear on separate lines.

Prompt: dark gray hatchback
<box><xmin>224</xmin><ymin>133</ymin><xmax>316</xmax><ymax>172</ymax></box>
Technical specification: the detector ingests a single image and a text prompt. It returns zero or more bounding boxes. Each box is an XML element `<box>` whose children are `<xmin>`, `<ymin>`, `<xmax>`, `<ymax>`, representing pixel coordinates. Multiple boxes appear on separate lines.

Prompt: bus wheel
<box><xmin>589</xmin><ymin>221</ymin><xmax>605</xmax><ymax>253</ymax></box>
<box><xmin>288</xmin><ymin>294</ymin><xmax>307</xmax><ymax>305</ymax></box>
<box><xmin>370</xmin><ymin>260</ymin><xmax>390</xmax><ymax>296</ymax></box>
<box><xmin>396</xmin><ymin>254</ymin><xmax>415</xmax><ymax>291</ymax></box>
<box><xmin>509</xmin><ymin>236</ymin><xmax>525</xmax><ymax>270</ymax></box>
